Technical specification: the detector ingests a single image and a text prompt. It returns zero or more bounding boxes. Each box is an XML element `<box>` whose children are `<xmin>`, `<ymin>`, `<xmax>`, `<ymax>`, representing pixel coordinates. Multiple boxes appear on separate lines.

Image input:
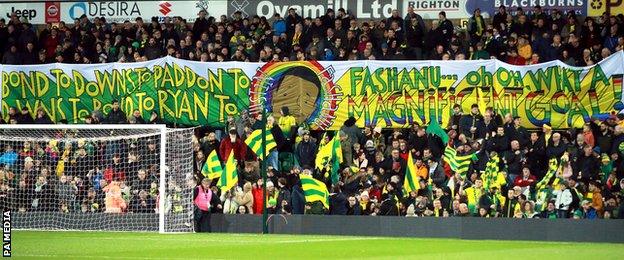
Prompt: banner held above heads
<box><xmin>2</xmin><ymin>52</ymin><xmax>624</xmax><ymax>130</ymax></box>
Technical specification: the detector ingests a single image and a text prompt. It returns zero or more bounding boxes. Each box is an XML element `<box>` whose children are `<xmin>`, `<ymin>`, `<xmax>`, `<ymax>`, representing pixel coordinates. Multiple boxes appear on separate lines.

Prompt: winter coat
<box><xmin>105</xmin><ymin>109</ymin><xmax>127</xmax><ymax>124</ymax></box>
<box><xmin>295</xmin><ymin>140</ymin><xmax>318</xmax><ymax>169</ymax></box>
<box><xmin>341</xmin><ymin>118</ymin><xmax>364</xmax><ymax>146</ymax></box>
<box><xmin>276</xmin><ymin>188</ymin><xmax>291</xmax><ymax>213</ymax></box>
<box><xmin>219</xmin><ymin>137</ymin><xmax>247</xmax><ymax>163</ymax></box>
<box><xmin>554</xmin><ymin>189</ymin><xmax>573</xmax><ymax>211</ymax></box>
<box><xmin>329</xmin><ymin>192</ymin><xmax>348</xmax><ymax>215</ymax></box>
<box><xmin>459</xmin><ymin>113</ymin><xmax>485</xmax><ymax>139</ymax></box>
<box><xmin>251</xmin><ymin>186</ymin><xmax>264</xmax><ymax>215</ymax></box>
<box><xmin>291</xmin><ymin>185</ymin><xmax>305</xmax><ymax>214</ymax></box>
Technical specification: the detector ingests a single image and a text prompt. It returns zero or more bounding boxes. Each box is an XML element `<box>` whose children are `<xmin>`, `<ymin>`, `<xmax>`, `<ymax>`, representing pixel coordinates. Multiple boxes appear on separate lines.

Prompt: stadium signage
<box><xmin>1</xmin><ymin>52</ymin><xmax>624</xmax><ymax>130</ymax></box>
<box><xmin>5</xmin><ymin>7</ymin><xmax>38</xmax><ymax>20</ymax></box>
<box><xmin>240</xmin><ymin>0</ymin><xmax>348</xmax><ymax>19</ymax></box>
<box><xmin>0</xmin><ymin>2</ymin><xmax>58</xmax><ymax>24</ymax></box>
<box><xmin>587</xmin><ymin>0</ymin><xmax>624</xmax><ymax>16</ymax></box>
<box><xmin>404</xmin><ymin>0</ymin><xmax>470</xmax><ymax>19</ymax></box>
<box><xmin>231</xmin><ymin>0</ymin><xmax>474</xmax><ymax>19</ymax></box>
<box><xmin>45</xmin><ymin>2</ymin><xmax>61</xmax><ymax>23</ymax></box>
<box><xmin>67</xmin><ymin>2</ymin><xmax>142</xmax><ymax>21</ymax></box>
<box><xmin>59</xmin><ymin>1</ymin><xmax>229</xmax><ymax>23</ymax></box>
<box><xmin>478</xmin><ymin>0</ymin><xmax>588</xmax><ymax>16</ymax></box>
<box><xmin>0</xmin><ymin>3</ymin><xmax>47</xmax><ymax>24</ymax></box>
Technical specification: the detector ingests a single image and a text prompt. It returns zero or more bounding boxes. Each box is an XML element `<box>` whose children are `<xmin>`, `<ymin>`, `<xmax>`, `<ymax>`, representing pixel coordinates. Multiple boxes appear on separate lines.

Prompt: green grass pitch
<box><xmin>11</xmin><ymin>231</ymin><xmax>624</xmax><ymax>259</ymax></box>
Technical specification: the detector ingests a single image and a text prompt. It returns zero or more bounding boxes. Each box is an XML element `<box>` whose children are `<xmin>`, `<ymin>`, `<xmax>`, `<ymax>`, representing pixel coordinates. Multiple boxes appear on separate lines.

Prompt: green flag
<box><xmin>244</xmin><ymin>129</ymin><xmax>277</xmax><ymax>160</ymax></box>
<box><xmin>443</xmin><ymin>146</ymin><xmax>473</xmax><ymax>177</ymax></box>
<box><xmin>426</xmin><ymin>119</ymin><xmax>449</xmax><ymax>145</ymax></box>
<box><xmin>300</xmin><ymin>173</ymin><xmax>330</xmax><ymax>209</ymax></box>
<box><xmin>330</xmin><ymin>134</ymin><xmax>343</xmax><ymax>185</ymax></box>
<box><xmin>403</xmin><ymin>152</ymin><xmax>420</xmax><ymax>194</ymax></box>
<box><xmin>201</xmin><ymin>150</ymin><xmax>223</xmax><ymax>179</ymax></box>
<box><xmin>482</xmin><ymin>154</ymin><xmax>503</xmax><ymax>190</ymax></box>
<box><xmin>315</xmin><ymin>133</ymin><xmax>333</xmax><ymax>171</ymax></box>
<box><xmin>217</xmin><ymin>150</ymin><xmax>238</xmax><ymax>192</ymax></box>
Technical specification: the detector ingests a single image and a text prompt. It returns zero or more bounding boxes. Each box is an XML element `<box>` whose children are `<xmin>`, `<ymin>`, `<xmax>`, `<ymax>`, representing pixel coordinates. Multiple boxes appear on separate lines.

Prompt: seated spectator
<box><xmin>104</xmin><ymin>180</ymin><xmax>127</xmax><ymax>213</ymax></box>
<box><xmin>130</xmin><ymin>190</ymin><xmax>155</xmax><ymax>213</ymax></box>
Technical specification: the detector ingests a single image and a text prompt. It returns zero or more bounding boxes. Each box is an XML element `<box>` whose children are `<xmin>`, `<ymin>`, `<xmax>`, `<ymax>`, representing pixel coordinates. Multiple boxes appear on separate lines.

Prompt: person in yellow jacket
<box><xmin>461</xmin><ymin>178</ymin><xmax>484</xmax><ymax>214</ymax></box>
<box><xmin>278</xmin><ymin>106</ymin><xmax>297</xmax><ymax>140</ymax></box>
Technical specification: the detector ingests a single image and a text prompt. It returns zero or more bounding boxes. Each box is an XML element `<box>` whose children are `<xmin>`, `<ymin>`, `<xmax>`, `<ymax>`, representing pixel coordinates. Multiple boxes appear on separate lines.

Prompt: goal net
<box><xmin>0</xmin><ymin>124</ymin><xmax>195</xmax><ymax>233</ymax></box>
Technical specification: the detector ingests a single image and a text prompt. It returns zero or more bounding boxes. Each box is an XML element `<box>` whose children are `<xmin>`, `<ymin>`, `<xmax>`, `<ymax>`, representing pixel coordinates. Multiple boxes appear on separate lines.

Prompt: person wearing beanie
<box><xmin>542</xmin><ymin>123</ymin><xmax>553</xmax><ymax>147</ymax></box>
<box><xmin>341</xmin><ymin>116</ymin><xmax>364</xmax><ymax>149</ymax></box>
<box><xmin>295</xmin><ymin>130</ymin><xmax>317</xmax><ymax>169</ymax></box>
<box><xmin>600</xmin><ymin>154</ymin><xmax>612</xmax><ymax>183</ymax></box>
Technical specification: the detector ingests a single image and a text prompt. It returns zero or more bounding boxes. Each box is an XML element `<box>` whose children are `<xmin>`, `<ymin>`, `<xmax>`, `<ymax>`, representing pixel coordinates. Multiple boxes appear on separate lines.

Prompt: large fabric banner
<box><xmin>2</xmin><ymin>52</ymin><xmax>624</xmax><ymax>130</ymax></box>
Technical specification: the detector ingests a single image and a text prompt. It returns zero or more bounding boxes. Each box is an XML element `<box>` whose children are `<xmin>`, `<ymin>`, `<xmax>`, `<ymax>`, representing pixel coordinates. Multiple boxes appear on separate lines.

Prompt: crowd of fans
<box><xmin>0</xmin><ymin>101</ymin><xmax>165</xmax><ymax>214</ymax></box>
<box><xmin>192</xmin><ymin>104</ymin><xmax>624</xmax><ymax>219</ymax></box>
<box><xmin>0</xmin><ymin>5</ymin><xmax>623</xmax><ymax>65</ymax></box>
<box><xmin>2</xmin><ymin>6</ymin><xmax>624</xmax><ymax>221</ymax></box>
<box><xmin>4</xmin><ymin>98</ymin><xmax>624</xmax><ymax>220</ymax></box>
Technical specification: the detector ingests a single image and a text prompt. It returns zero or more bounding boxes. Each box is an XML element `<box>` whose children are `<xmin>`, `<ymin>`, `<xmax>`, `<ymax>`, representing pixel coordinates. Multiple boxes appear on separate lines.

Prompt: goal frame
<box><xmin>0</xmin><ymin>124</ymin><xmax>170</xmax><ymax>233</ymax></box>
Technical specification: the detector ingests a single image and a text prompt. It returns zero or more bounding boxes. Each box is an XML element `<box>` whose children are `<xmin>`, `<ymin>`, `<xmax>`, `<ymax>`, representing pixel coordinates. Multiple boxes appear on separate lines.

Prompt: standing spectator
<box><xmin>17</xmin><ymin>107</ymin><xmax>34</xmax><ymax>124</ymax></box>
<box><xmin>193</xmin><ymin>178</ymin><xmax>221</xmax><ymax>232</ymax></box>
<box><xmin>295</xmin><ymin>130</ymin><xmax>317</xmax><ymax>169</ymax></box>
<box><xmin>553</xmin><ymin>182</ymin><xmax>573</xmax><ymax>218</ymax></box>
<box><xmin>459</xmin><ymin>104</ymin><xmax>484</xmax><ymax>140</ymax></box>
<box><xmin>273</xmin><ymin>14</ymin><xmax>286</xmax><ymax>36</ymax></box>
<box><xmin>346</xmin><ymin>196</ymin><xmax>362</xmax><ymax>215</ymax></box>
<box><xmin>105</xmin><ymin>100</ymin><xmax>126</xmax><ymax>124</ymax></box>
<box><xmin>467</xmin><ymin>9</ymin><xmax>485</xmax><ymax>44</ymax></box>
<box><xmin>267</xmin><ymin>115</ymin><xmax>284</xmax><ymax>170</ymax></box>
<box><xmin>56</xmin><ymin>175</ymin><xmax>78</xmax><ymax>212</ymax></box>
<box><xmin>131</xmin><ymin>110</ymin><xmax>146</xmax><ymax>124</ymax></box>
<box><xmin>234</xmin><ymin>182</ymin><xmax>253</xmax><ymax>214</ymax></box>
<box><xmin>2</xmin><ymin>45</ymin><xmax>20</xmax><ymax>64</ymax></box>
<box><xmin>218</xmin><ymin>128</ymin><xmax>246</xmax><ymax>163</ymax></box>
<box><xmin>492</xmin><ymin>5</ymin><xmax>507</xmax><ymax>30</ymax></box>
<box><xmin>144</xmin><ymin>37</ymin><xmax>163</xmax><ymax>60</ymax></box>
<box><xmin>437</xmin><ymin>12</ymin><xmax>454</xmax><ymax>47</ymax></box>
<box><xmin>285</xmin><ymin>8</ymin><xmax>303</xmax><ymax>34</ymax></box>
<box><xmin>34</xmin><ymin>107</ymin><xmax>53</xmax><ymax>124</ymax></box>
<box><xmin>329</xmin><ymin>186</ymin><xmax>347</xmax><ymax>215</ymax></box>
<box><xmin>21</xmin><ymin>42</ymin><xmax>37</xmax><ymax>64</ymax></box>
<box><xmin>278</xmin><ymin>106</ymin><xmax>297</xmax><ymax>144</ymax></box>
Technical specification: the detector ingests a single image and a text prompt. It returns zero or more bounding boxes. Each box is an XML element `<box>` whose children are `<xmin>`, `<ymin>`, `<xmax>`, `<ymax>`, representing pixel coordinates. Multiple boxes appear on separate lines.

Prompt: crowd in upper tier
<box><xmin>1</xmin><ymin>5</ymin><xmax>623</xmax><ymax>65</ymax></box>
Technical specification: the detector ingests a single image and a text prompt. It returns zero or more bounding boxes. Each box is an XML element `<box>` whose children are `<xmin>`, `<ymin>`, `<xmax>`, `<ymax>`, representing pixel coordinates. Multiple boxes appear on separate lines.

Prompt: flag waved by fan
<box><xmin>201</xmin><ymin>150</ymin><xmax>223</xmax><ymax>179</ymax></box>
<box><xmin>244</xmin><ymin>129</ymin><xmax>277</xmax><ymax>160</ymax></box>
<box><xmin>217</xmin><ymin>150</ymin><xmax>238</xmax><ymax>192</ymax></box>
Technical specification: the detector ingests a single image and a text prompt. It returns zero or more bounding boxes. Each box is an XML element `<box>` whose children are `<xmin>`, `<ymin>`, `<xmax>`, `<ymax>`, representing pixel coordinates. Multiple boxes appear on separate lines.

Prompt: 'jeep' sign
<box><xmin>1</xmin><ymin>3</ymin><xmax>46</xmax><ymax>24</ymax></box>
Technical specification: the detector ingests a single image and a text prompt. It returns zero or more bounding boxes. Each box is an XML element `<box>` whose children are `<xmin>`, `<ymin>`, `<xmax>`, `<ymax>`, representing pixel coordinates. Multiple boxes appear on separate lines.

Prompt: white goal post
<box><xmin>0</xmin><ymin>124</ymin><xmax>195</xmax><ymax>233</ymax></box>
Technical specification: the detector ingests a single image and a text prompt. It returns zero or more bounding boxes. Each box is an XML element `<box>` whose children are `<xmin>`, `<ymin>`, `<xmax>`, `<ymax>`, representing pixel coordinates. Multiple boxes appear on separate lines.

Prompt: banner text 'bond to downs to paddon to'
<box><xmin>2</xmin><ymin>52</ymin><xmax>624</xmax><ymax>130</ymax></box>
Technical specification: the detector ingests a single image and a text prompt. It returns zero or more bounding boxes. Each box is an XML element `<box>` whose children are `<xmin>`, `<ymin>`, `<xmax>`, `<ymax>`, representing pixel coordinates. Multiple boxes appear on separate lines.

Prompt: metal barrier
<box><xmin>210</xmin><ymin>214</ymin><xmax>624</xmax><ymax>243</ymax></box>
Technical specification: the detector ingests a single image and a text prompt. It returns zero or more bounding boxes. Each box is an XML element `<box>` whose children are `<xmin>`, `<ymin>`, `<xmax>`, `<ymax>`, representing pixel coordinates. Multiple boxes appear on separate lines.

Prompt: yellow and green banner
<box><xmin>2</xmin><ymin>52</ymin><xmax>624</xmax><ymax>129</ymax></box>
